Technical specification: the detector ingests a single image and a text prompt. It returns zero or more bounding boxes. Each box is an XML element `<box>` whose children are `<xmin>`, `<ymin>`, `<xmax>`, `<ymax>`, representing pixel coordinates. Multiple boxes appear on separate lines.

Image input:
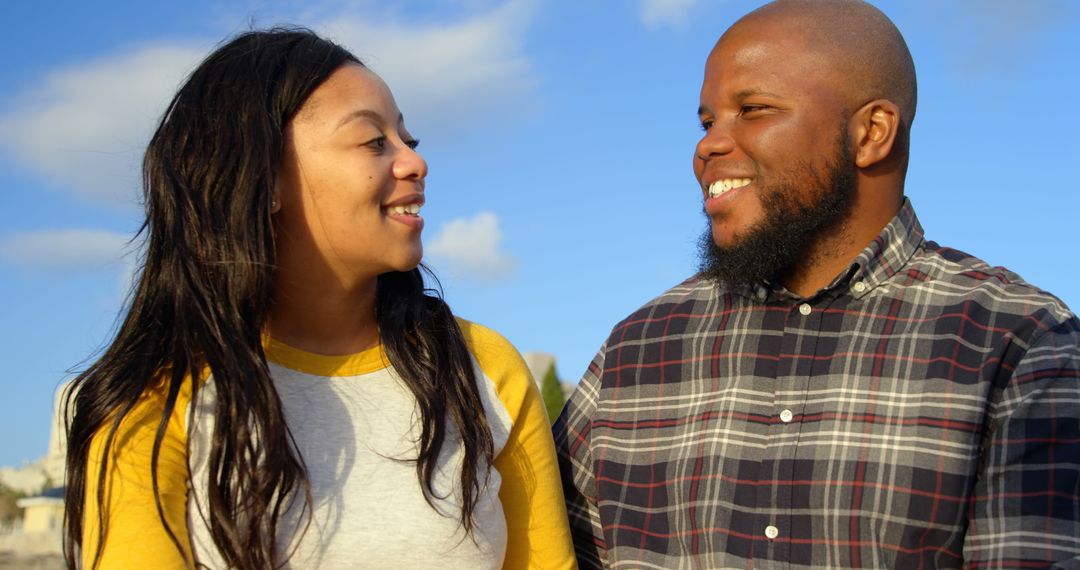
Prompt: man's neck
<box><xmin>779</xmin><ymin>193</ymin><xmax>903</xmax><ymax>298</ymax></box>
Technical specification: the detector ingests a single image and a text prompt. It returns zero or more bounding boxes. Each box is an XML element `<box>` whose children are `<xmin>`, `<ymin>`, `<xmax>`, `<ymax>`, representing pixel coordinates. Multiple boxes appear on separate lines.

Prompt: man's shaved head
<box><xmin>725</xmin><ymin>0</ymin><xmax>917</xmax><ymax>132</ymax></box>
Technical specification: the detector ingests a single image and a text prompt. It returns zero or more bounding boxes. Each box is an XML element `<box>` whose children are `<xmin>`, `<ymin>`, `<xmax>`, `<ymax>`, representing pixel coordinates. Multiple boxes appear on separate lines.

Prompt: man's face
<box><xmin>693</xmin><ymin>23</ymin><xmax>856</xmax><ymax>287</ymax></box>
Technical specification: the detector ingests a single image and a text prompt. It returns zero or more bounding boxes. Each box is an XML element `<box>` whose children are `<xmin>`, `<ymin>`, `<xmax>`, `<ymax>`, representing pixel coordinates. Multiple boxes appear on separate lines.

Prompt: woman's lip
<box><xmin>386</xmin><ymin>212</ymin><xmax>424</xmax><ymax>231</ymax></box>
<box><xmin>382</xmin><ymin>193</ymin><xmax>425</xmax><ymax>208</ymax></box>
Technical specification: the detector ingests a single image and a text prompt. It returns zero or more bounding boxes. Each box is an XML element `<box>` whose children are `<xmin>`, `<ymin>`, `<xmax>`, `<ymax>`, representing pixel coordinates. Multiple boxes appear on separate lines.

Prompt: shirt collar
<box><xmin>725</xmin><ymin>198</ymin><xmax>924</xmax><ymax>302</ymax></box>
<box><xmin>844</xmin><ymin>198</ymin><xmax>924</xmax><ymax>299</ymax></box>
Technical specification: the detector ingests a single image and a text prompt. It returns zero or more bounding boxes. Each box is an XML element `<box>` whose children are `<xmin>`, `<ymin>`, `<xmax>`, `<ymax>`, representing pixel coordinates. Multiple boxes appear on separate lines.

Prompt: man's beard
<box><xmin>697</xmin><ymin>134</ymin><xmax>857</xmax><ymax>290</ymax></box>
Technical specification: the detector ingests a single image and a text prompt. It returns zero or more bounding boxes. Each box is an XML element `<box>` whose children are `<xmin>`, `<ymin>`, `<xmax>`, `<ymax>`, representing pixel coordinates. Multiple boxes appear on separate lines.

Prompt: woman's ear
<box><xmin>270</xmin><ymin>191</ymin><xmax>281</xmax><ymax>214</ymax></box>
<box><xmin>270</xmin><ymin>173</ymin><xmax>283</xmax><ymax>214</ymax></box>
<box><xmin>850</xmin><ymin>99</ymin><xmax>901</xmax><ymax>169</ymax></box>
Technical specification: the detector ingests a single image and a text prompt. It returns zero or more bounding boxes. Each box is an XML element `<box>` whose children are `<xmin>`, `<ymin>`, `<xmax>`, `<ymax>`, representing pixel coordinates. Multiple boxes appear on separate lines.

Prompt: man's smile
<box><xmin>707</xmin><ymin>177</ymin><xmax>752</xmax><ymax>198</ymax></box>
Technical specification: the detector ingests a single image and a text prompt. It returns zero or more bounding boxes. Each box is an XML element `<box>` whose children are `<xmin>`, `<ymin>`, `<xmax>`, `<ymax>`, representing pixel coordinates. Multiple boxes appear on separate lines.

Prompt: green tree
<box><xmin>540</xmin><ymin>362</ymin><xmax>566</xmax><ymax>424</ymax></box>
<box><xmin>0</xmin><ymin>482</ymin><xmax>24</xmax><ymax>526</ymax></box>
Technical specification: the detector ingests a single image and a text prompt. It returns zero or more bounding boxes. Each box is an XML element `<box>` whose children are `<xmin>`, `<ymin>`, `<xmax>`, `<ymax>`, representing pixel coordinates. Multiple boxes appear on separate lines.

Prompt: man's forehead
<box><xmin>714</xmin><ymin>39</ymin><xmax>772</xmax><ymax>69</ymax></box>
<box><xmin>707</xmin><ymin>24</ymin><xmax>827</xmax><ymax>80</ymax></box>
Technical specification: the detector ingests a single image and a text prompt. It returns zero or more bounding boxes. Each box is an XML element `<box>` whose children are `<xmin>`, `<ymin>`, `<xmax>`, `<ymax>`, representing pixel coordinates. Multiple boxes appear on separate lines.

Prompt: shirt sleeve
<box><xmin>82</xmin><ymin>377</ymin><xmax>193</xmax><ymax>569</ymax></box>
<box><xmin>459</xmin><ymin>320</ymin><xmax>577</xmax><ymax>570</ymax></box>
<box><xmin>552</xmin><ymin>343</ymin><xmax>608</xmax><ymax>569</ymax></box>
<box><xmin>963</xmin><ymin>315</ymin><xmax>1080</xmax><ymax>567</ymax></box>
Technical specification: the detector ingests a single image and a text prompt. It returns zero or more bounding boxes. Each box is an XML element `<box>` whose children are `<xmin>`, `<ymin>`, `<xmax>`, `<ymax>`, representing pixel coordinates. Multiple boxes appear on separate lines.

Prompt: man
<box><xmin>553</xmin><ymin>1</ymin><xmax>1080</xmax><ymax>568</ymax></box>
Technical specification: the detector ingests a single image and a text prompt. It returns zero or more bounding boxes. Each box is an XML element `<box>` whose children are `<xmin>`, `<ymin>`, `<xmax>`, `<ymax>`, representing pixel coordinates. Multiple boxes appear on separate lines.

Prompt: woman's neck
<box><xmin>267</xmin><ymin>276</ymin><xmax>380</xmax><ymax>356</ymax></box>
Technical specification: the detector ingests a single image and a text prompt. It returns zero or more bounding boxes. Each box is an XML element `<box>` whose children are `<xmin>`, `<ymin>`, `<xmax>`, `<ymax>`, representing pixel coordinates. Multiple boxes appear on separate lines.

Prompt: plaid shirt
<box><xmin>554</xmin><ymin>200</ymin><xmax>1080</xmax><ymax>569</ymax></box>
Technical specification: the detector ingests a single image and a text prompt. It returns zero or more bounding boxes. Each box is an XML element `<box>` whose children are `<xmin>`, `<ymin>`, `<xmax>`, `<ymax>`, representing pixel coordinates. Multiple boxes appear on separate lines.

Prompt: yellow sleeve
<box><xmin>82</xmin><ymin>376</ymin><xmax>193</xmax><ymax>569</ymax></box>
<box><xmin>459</xmin><ymin>319</ymin><xmax>577</xmax><ymax>570</ymax></box>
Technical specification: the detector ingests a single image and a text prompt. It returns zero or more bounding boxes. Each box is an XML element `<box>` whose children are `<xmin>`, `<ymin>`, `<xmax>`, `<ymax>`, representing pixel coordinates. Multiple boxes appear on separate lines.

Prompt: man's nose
<box><xmin>695</xmin><ymin>123</ymin><xmax>736</xmax><ymax>161</ymax></box>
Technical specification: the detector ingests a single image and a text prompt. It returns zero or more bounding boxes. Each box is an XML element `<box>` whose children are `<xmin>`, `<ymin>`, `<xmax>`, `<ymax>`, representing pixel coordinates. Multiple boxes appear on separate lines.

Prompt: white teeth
<box><xmin>388</xmin><ymin>204</ymin><xmax>422</xmax><ymax>216</ymax></box>
<box><xmin>707</xmin><ymin>178</ymin><xmax>751</xmax><ymax>198</ymax></box>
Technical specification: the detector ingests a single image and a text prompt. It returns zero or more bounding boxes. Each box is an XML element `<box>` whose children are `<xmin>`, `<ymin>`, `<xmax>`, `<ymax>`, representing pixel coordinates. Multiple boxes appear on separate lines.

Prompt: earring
<box><xmin>270</xmin><ymin>199</ymin><xmax>279</xmax><ymax>210</ymax></box>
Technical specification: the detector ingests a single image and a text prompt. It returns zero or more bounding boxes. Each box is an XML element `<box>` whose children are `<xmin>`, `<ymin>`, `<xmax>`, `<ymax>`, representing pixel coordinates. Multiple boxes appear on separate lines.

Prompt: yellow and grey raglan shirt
<box><xmin>82</xmin><ymin>320</ymin><xmax>576</xmax><ymax>569</ymax></box>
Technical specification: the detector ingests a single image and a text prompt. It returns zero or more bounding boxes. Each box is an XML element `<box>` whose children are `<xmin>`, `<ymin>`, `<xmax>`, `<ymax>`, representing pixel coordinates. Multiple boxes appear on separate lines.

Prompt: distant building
<box><xmin>0</xmin><ymin>383</ymin><xmax>68</xmax><ymax>559</ymax></box>
<box><xmin>0</xmin><ymin>382</ymin><xmax>66</xmax><ymax>495</ymax></box>
<box><xmin>16</xmin><ymin>487</ymin><xmax>63</xmax><ymax>534</ymax></box>
<box><xmin>522</xmin><ymin>352</ymin><xmax>557</xmax><ymax>388</ymax></box>
<box><xmin>522</xmin><ymin>351</ymin><xmax>575</xmax><ymax>400</ymax></box>
<box><xmin>0</xmin><ymin>485</ymin><xmax>63</xmax><ymax>561</ymax></box>
<box><xmin>0</xmin><ymin>464</ymin><xmax>49</xmax><ymax>497</ymax></box>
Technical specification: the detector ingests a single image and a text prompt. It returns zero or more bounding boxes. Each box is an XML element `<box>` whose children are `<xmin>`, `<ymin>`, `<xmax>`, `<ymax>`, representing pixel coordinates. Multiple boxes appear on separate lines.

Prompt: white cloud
<box><xmin>0</xmin><ymin>45</ymin><xmax>205</xmax><ymax>208</ymax></box>
<box><xmin>317</xmin><ymin>0</ymin><xmax>537</xmax><ymax>132</ymax></box>
<box><xmin>640</xmin><ymin>0</ymin><xmax>698</xmax><ymax>30</ymax></box>
<box><xmin>426</xmin><ymin>212</ymin><xmax>517</xmax><ymax>281</ymax></box>
<box><xmin>929</xmin><ymin>0</ymin><xmax>1072</xmax><ymax>77</ymax></box>
<box><xmin>0</xmin><ymin>229</ymin><xmax>132</xmax><ymax>270</ymax></box>
<box><xmin>0</xmin><ymin>2</ymin><xmax>538</xmax><ymax>211</ymax></box>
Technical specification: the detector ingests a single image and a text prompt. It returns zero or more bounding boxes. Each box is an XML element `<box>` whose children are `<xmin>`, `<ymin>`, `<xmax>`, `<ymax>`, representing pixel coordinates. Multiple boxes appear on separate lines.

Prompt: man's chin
<box><xmin>708</xmin><ymin>213</ymin><xmax>763</xmax><ymax>251</ymax></box>
<box><xmin>709</xmin><ymin>226</ymin><xmax>741</xmax><ymax>252</ymax></box>
<box><xmin>698</xmin><ymin>228</ymin><xmax>773</xmax><ymax>289</ymax></box>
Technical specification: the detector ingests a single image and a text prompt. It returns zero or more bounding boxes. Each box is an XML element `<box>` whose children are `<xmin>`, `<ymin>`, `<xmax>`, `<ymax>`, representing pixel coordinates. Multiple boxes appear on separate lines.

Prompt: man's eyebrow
<box><xmin>735</xmin><ymin>88</ymin><xmax>785</xmax><ymax>100</ymax></box>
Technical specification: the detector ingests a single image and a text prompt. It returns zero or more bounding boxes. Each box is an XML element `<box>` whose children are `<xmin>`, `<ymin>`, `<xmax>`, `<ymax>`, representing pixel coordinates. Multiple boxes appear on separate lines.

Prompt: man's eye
<box><xmin>740</xmin><ymin>105</ymin><xmax>768</xmax><ymax>116</ymax></box>
<box><xmin>404</xmin><ymin>138</ymin><xmax>420</xmax><ymax>150</ymax></box>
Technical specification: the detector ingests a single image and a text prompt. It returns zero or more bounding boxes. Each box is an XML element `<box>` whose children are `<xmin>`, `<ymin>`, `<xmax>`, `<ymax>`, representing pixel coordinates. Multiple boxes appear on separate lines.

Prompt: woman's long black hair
<box><xmin>63</xmin><ymin>28</ymin><xmax>494</xmax><ymax>569</ymax></box>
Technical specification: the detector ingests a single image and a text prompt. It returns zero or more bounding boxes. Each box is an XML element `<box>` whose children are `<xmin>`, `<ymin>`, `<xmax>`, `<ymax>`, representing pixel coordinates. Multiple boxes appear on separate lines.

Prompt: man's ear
<box><xmin>850</xmin><ymin>99</ymin><xmax>901</xmax><ymax>169</ymax></box>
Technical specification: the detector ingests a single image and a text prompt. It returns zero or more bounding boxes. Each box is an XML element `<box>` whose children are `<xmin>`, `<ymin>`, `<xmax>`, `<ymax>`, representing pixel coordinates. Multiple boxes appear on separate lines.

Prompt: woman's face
<box><xmin>274</xmin><ymin>63</ymin><xmax>427</xmax><ymax>285</ymax></box>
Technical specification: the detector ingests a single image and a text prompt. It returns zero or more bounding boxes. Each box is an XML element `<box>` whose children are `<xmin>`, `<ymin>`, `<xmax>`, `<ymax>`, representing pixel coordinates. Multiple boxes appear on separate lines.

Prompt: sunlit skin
<box><xmin>269</xmin><ymin>63</ymin><xmax>427</xmax><ymax>355</ymax></box>
<box><xmin>694</xmin><ymin>5</ymin><xmax>904</xmax><ymax>297</ymax></box>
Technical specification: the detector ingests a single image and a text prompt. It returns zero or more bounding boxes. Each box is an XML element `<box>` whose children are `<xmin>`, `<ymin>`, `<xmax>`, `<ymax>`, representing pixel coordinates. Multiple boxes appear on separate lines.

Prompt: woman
<box><xmin>63</xmin><ymin>28</ymin><xmax>575</xmax><ymax>569</ymax></box>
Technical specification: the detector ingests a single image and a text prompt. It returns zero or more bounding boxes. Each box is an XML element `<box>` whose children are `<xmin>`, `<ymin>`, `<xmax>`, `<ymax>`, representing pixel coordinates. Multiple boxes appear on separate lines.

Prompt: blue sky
<box><xmin>1</xmin><ymin>0</ymin><xmax>1077</xmax><ymax>467</ymax></box>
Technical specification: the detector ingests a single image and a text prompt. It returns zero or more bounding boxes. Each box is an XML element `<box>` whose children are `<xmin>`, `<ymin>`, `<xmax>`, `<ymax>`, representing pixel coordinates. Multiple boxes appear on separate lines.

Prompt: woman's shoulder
<box><xmin>96</xmin><ymin>368</ymin><xmax>200</xmax><ymax>448</ymax></box>
<box><xmin>455</xmin><ymin>318</ymin><xmax>535</xmax><ymax>393</ymax></box>
<box><xmin>456</xmin><ymin>318</ymin><xmax>518</xmax><ymax>357</ymax></box>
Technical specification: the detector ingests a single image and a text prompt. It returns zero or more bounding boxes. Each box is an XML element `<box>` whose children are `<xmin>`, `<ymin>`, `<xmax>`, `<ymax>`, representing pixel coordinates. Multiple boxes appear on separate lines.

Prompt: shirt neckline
<box><xmin>264</xmin><ymin>336</ymin><xmax>390</xmax><ymax>377</ymax></box>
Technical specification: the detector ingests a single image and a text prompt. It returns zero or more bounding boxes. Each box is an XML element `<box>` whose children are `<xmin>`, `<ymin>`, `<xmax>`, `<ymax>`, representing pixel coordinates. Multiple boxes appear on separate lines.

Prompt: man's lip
<box><xmin>702</xmin><ymin>177</ymin><xmax>754</xmax><ymax>216</ymax></box>
<box><xmin>700</xmin><ymin>175</ymin><xmax>754</xmax><ymax>191</ymax></box>
<box><xmin>701</xmin><ymin>177</ymin><xmax>753</xmax><ymax>203</ymax></box>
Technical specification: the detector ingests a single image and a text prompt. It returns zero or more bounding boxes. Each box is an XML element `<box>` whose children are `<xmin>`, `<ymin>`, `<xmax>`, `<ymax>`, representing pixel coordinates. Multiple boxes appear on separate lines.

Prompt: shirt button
<box><xmin>780</xmin><ymin>409</ymin><xmax>793</xmax><ymax>423</ymax></box>
<box><xmin>798</xmin><ymin>303</ymin><xmax>812</xmax><ymax>316</ymax></box>
<box><xmin>765</xmin><ymin>525</ymin><xmax>779</xmax><ymax>540</ymax></box>
<box><xmin>852</xmin><ymin>281</ymin><xmax>867</xmax><ymax>293</ymax></box>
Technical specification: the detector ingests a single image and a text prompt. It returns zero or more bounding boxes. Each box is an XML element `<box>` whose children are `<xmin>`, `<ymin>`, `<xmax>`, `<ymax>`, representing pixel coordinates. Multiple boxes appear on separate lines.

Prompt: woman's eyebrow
<box><xmin>334</xmin><ymin>109</ymin><xmax>386</xmax><ymax>131</ymax></box>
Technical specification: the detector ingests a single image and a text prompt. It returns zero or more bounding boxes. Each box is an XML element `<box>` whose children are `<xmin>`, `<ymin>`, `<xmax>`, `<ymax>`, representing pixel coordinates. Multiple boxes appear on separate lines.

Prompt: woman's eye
<box><xmin>363</xmin><ymin>136</ymin><xmax>387</xmax><ymax>150</ymax></box>
<box><xmin>404</xmin><ymin>139</ymin><xmax>420</xmax><ymax>150</ymax></box>
<box><xmin>699</xmin><ymin>120</ymin><xmax>713</xmax><ymax>132</ymax></box>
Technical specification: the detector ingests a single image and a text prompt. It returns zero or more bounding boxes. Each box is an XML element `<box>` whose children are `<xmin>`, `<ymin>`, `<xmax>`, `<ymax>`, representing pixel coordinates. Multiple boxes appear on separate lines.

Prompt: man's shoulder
<box><xmin>912</xmin><ymin>240</ymin><xmax>1076</xmax><ymax>324</ymax></box>
<box><xmin>625</xmin><ymin>273</ymin><xmax>717</xmax><ymax>311</ymax></box>
<box><xmin>602</xmin><ymin>274</ymin><xmax>724</xmax><ymax>341</ymax></box>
